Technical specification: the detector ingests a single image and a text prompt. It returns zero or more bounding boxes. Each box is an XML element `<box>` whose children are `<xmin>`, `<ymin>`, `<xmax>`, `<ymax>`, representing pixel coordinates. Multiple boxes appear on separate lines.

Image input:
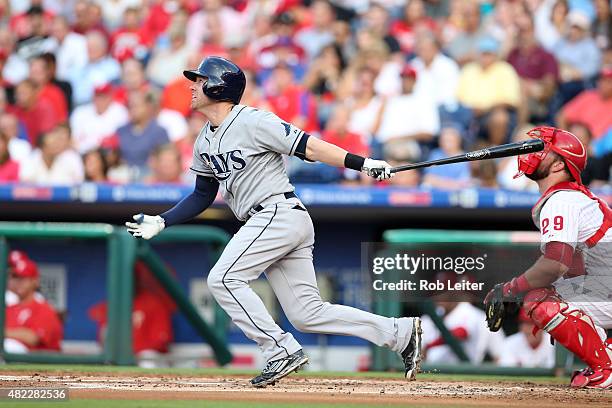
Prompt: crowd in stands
<box><xmin>0</xmin><ymin>0</ymin><xmax>610</xmax><ymax>190</ymax></box>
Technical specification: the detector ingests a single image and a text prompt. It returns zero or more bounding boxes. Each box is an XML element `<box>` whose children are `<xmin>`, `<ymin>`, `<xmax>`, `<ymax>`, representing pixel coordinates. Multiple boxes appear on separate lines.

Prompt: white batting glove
<box><xmin>125</xmin><ymin>214</ymin><xmax>165</xmax><ymax>240</ymax></box>
<box><xmin>362</xmin><ymin>158</ymin><xmax>394</xmax><ymax>181</ymax></box>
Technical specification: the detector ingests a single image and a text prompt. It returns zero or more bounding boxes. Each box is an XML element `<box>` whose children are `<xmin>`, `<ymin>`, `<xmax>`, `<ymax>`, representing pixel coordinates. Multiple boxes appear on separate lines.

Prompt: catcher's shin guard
<box><xmin>523</xmin><ymin>287</ymin><xmax>612</xmax><ymax>371</ymax></box>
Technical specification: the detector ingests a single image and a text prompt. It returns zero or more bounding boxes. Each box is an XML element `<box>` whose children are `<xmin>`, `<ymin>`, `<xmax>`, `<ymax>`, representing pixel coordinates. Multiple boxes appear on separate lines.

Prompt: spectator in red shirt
<box><xmin>266</xmin><ymin>62</ymin><xmax>319</xmax><ymax>134</ymax></box>
<box><xmin>110</xmin><ymin>6</ymin><xmax>150</xmax><ymax>62</ymax></box>
<box><xmin>29</xmin><ymin>54</ymin><xmax>68</xmax><ymax>122</ymax></box>
<box><xmin>390</xmin><ymin>0</ymin><xmax>437</xmax><ymax>55</ymax></box>
<box><xmin>4</xmin><ymin>250</ymin><xmax>63</xmax><ymax>353</ymax></box>
<box><xmin>557</xmin><ymin>67</ymin><xmax>612</xmax><ymax>140</ymax></box>
<box><xmin>0</xmin><ymin>131</ymin><xmax>19</xmax><ymax>182</ymax></box>
<box><xmin>507</xmin><ymin>16</ymin><xmax>559</xmax><ymax>123</ymax></box>
<box><xmin>12</xmin><ymin>79</ymin><xmax>59</xmax><ymax>146</ymax></box>
<box><xmin>88</xmin><ymin>261</ymin><xmax>175</xmax><ymax>367</ymax></box>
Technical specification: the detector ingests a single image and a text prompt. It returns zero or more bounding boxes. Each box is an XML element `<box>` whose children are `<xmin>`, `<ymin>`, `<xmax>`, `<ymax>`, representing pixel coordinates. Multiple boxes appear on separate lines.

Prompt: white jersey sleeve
<box><xmin>254</xmin><ymin>110</ymin><xmax>304</xmax><ymax>156</ymax></box>
<box><xmin>190</xmin><ymin>128</ymin><xmax>215</xmax><ymax>178</ymax></box>
<box><xmin>538</xmin><ymin>192</ymin><xmax>581</xmax><ymax>248</ymax></box>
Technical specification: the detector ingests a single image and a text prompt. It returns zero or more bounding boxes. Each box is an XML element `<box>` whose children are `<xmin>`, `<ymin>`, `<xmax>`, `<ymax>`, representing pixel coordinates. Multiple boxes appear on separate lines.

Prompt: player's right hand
<box><xmin>125</xmin><ymin>214</ymin><xmax>165</xmax><ymax>240</ymax></box>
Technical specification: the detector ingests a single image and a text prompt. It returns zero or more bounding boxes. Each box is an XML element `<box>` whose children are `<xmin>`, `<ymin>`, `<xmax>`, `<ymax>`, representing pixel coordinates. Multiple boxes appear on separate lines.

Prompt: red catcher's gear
<box><xmin>523</xmin><ymin>287</ymin><xmax>612</xmax><ymax>372</ymax></box>
<box><xmin>515</xmin><ymin>126</ymin><xmax>587</xmax><ymax>183</ymax></box>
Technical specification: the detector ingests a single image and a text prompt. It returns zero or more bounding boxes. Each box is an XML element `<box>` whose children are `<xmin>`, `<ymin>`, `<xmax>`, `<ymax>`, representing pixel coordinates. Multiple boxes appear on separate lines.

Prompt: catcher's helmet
<box><xmin>515</xmin><ymin>126</ymin><xmax>587</xmax><ymax>183</ymax></box>
<box><xmin>183</xmin><ymin>56</ymin><xmax>246</xmax><ymax>105</ymax></box>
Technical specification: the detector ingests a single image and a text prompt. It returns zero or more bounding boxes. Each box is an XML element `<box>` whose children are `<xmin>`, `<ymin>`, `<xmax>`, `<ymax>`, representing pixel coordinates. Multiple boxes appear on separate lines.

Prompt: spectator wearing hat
<box><xmin>294</xmin><ymin>0</ymin><xmax>336</xmax><ymax>60</ymax></box>
<box><xmin>557</xmin><ymin>67</ymin><xmax>612</xmax><ymax>141</ymax></box>
<box><xmin>422</xmin><ymin>124</ymin><xmax>471</xmax><ymax>190</ymax></box>
<box><xmin>498</xmin><ymin>309</ymin><xmax>555</xmax><ymax>368</ymax></box>
<box><xmin>375</xmin><ymin>64</ymin><xmax>439</xmax><ymax>163</ymax></box>
<box><xmin>411</xmin><ymin>31</ymin><xmax>461</xmax><ymax>108</ymax></box>
<box><xmin>115</xmin><ymin>90</ymin><xmax>169</xmax><ymax>181</ymax></box>
<box><xmin>552</xmin><ymin>10</ymin><xmax>601</xmax><ymax>105</ymax></box>
<box><xmin>4</xmin><ymin>250</ymin><xmax>63</xmax><ymax>353</ymax></box>
<box><xmin>456</xmin><ymin>36</ymin><xmax>521</xmax><ymax>145</ymax></box>
<box><xmin>507</xmin><ymin>16</ymin><xmax>559</xmax><ymax>124</ymax></box>
<box><xmin>69</xmin><ymin>31</ymin><xmax>121</xmax><ymax>106</ymax></box>
<box><xmin>70</xmin><ymin>83</ymin><xmax>129</xmax><ymax>154</ymax></box>
<box><xmin>48</xmin><ymin>15</ymin><xmax>88</xmax><ymax>82</ymax></box>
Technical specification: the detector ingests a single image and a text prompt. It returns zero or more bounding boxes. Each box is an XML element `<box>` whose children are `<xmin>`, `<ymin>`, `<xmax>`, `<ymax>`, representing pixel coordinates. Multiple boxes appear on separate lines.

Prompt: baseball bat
<box><xmin>383</xmin><ymin>139</ymin><xmax>544</xmax><ymax>175</ymax></box>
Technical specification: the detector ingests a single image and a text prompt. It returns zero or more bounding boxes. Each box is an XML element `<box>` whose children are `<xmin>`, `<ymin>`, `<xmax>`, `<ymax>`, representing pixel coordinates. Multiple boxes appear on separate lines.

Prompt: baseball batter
<box><xmin>485</xmin><ymin>126</ymin><xmax>612</xmax><ymax>389</ymax></box>
<box><xmin>126</xmin><ymin>56</ymin><xmax>422</xmax><ymax>387</ymax></box>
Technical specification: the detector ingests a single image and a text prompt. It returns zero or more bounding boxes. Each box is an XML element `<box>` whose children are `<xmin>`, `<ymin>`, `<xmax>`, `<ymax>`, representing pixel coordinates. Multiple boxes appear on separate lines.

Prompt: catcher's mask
<box><xmin>514</xmin><ymin>126</ymin><xmax>587</xmax><ymax>183</ymax></box>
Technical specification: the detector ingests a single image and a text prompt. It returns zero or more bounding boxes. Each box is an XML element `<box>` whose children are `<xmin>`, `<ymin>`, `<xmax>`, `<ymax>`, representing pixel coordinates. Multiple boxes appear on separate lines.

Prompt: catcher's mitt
<box><xmin>484</xmin><ymin>283</ymin><xmax>522</xmax><ymax>332</ymax></box>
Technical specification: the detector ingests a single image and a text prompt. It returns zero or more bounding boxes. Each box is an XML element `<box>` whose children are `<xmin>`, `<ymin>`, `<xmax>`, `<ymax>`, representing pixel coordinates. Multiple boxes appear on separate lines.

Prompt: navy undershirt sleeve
<box><xmin>160</xmin><ymin>175</ymin><xmax>219</xmax><ymax>227</ymax></box>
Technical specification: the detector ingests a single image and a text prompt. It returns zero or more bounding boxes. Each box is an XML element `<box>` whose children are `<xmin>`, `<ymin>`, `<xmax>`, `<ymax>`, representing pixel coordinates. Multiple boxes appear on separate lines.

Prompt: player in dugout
<box><xmin>4</xmin><ymin>250</ymin><xmax>63</xmax><ymax>353</ymax></box>
<box><xmin>485</xmin><ymin>126</ymin><xmax>612</xmax><ymax>389</ymax></box>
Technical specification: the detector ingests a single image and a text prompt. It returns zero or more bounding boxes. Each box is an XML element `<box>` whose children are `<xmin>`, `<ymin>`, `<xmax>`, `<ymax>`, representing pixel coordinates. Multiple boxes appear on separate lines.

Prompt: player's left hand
<box><xmin>125</xmin><ymin>213</ymin><xmax>165</xmax><ymax>240</ymax></box>
<box><xmin>362</xmin><ymin>158</ymin><xmax>394</xmax><ymax>181</ymax></box>
<box><xmin>484</xmin><ymin>282</ymin><xmax>522</xmax><ymax>332</ymax></box>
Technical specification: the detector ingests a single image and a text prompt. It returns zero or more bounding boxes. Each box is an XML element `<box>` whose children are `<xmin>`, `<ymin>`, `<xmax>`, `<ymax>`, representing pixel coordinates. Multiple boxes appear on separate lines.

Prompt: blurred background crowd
<box><xmin>0</xmin><ymin>0</ymin><xmax>610</xmax><ymax>190</ymax></box>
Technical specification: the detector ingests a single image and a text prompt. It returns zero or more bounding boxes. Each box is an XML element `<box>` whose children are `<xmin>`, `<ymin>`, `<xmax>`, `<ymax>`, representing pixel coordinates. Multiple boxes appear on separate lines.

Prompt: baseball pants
<box><xmin>206</xmin><ymin>194</ymin><xmax>413</xmax><ymax>362</ymax></box>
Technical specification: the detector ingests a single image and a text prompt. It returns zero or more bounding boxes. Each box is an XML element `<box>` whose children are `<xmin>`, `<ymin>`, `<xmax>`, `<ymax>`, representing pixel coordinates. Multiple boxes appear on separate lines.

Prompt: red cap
<box><xmin>8</xmin><ymin>250</ymin><xmax>39</xmax><ymax>278</ymax></box>
<box><xmin>400</xmin><ymin>64</ymin><xmax>417</xmax><ymax>79</ymax></box>
<box><xmin>94</xmin><ymin>83</ymin><xmax>113</xmax><ymax>95</ymax></box>
<box><xmin>601</xmin><ymin>67</ymin><xmax>612</xmax><ymax>79</ymax></box>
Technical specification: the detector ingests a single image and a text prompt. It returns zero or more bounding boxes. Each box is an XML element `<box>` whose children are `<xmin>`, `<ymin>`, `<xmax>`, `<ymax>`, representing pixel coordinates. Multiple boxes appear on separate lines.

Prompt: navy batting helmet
<box><xmin>183</xmin><ymin>56</ymin><xmax>246</xmax><ymax>105</ymax></box>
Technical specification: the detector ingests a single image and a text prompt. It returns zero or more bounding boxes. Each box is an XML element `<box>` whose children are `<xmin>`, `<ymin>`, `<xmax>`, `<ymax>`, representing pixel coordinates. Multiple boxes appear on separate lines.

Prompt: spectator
<box><xmin>343</xmin><ymin>66</ymin><xmax>384</xmax><ymax>145</ymax></box>
<box><xmin>481</xmin><ymin>0</ymin><xmax>529</xmax><ymax>58</ymax></box>
<box><xmin>498</xmin><ymin>310</ymin><xmax>555</xmax><ymax>368</ymax></box>
<box><xmin>456</xmin><ymin>36</ymin><xmax>521</xmax><ymax>144</ymax></box>
<box><xmin>0</xmin><ymin>112</ymin><xmax>31</xmax><ymax>163</ymax></box>
<box><xmin>239</xmin><ymin>69</ymin><xmax>271</xmax><ymax>111</ymax></box>
<box><xmin>361</xmin><ymin>3</ymin><xmax>401</xmax><ymax>56</ymax></box>
<box><xmin>507</xmin><ymin>16</ymin><xmax>559</xmax><ymax>123</ymax></box>
<box><xmin>557</xmin><ymin>67</ymin><xmax>612</xmax><ymax>140</ymax></box>
<box><xmin>147</xmin><ymin>24</ymin><xmax>193</xmax><ymax>87</ymax></box>
<box><xmin>185</xmin><ymin>0</ymin><xmax>245</xmax><ymax>51</ymax></box>
<box><xmin>109</xmin><ymin>6</ymin><xmax>149</xmax><ymax>62</ymax></box>
<box><xmin>98</xmin><ymin>0</ymin><xmax>144</xmax><ymax>31</ymax></box>
<box><xmin>446</xmin><ymin>1</ymin><xmax>487</xmax><ymax>66</ymax></box>
<box><xmin>553</xmin><ymin>11</ymin><xmax>601</xmax><ymax>105</ymax></box>
<box><xmin>159</xmin><ymin>52</ymin><xmax>202</xmax><ymax>117</ymax></box>
<box><xmin>331</xmin><ymin>18</ymin><xmax>356</xmax><ymax>63</ymax></box>
<box><xmin>535</xmin><ymin>0</ymin><xmax>570</xmax><ymax>52</ymax></box>
<box><xmin>48</xmin><ymin>15</ymin><xmax>88</xmax><ymax>82</ymax></box>
<box><xmin>375</xmin><ymin>65</ymin><xmax>439</xmax><ymax>162</ymax></box>
<box><xmin>0</xmin><ymin>131</ymin><xmax>19</xmax><ymax>182</ymax></box>
<box><xmin>12</xmin><ymin>79</ymin><xmax>60</xmax><ymax>146</ymax></box>
<box><xmin>266</xmin><ymin>62</ymin><xmax>319</xmax><ymax>135</ymax></box>
<box><xmin>594</xmin><ymin>0</ymin><xmax>612</xmax><ymax>51</ymax></box>
<box><xmin>422</xmin><ymin>124</ymin><xmax>471</xmax><ymax>189</ymax></box>
<box><xmin>40</xmin><ymin>52</ymin><xmax>73</xmax><ymax>114</ymax></box>
<box><xmin>115</xmin><ymin>90</ymin><xmax>170</xmax><ymax>180</ymax></box>
<box><xmin>29</xmin><ymin>54</ymin><xmax>68</xmax><ymax>122</ymax></box>
<box><xmin>69</xmin><ymin>30</ymin><xmax>121</xmax><ymax>105</ymax></box>
<box><xmin>294</xmin><ymin>0</ymin><xmax>336</xmax><ymax>60</ymax></box>
<box><xmin>70</xmin><ymin>83</ymin><xmax>129</xmax><ymax>154</ymax></box>
<box><xmin>83</xmin><ymin>148</ymin><xmax>109</xmax><ymax>182</ymax></box>
<box><xmin>4</xmin><ymin>250</ymin><xmax>63</xmax><ymax>353</ymax></box>
<box><xmin>88</xmin><ymin>260</ymin><xmax>175</xmax><ymax>367</ymax></box>
<box><xmin>0</xmin><ymin>27</ymin><xmax>29</xmax><ymax>88</ymax></box>
<box><xmin>390</xmin><ymin>0</ymin><xmax>437</xmax><ymax>55</ymax></box>
<box><xmin>72</xmin><ymin>0</ymin><xmax>109</xmax><ymax>39</ymax></box>
<box><xmin>144</xmin><ymin>143</ymin><xmax>184</xmax><ymax>184</ymax></box>
<box><xmin>411</xmin><ymin>31</ymin><xmax>461</xmax><ymax>107</ymax></box>
<box><xmin>114</xmin><ymin>57</ymin><xmax>150</xmax><ymax>106</ymax></box>
<box><xmin>20</xmin><ymin>125</ymin><xmax>84</xmax><ymax>185</ymax></box>
<box><xmin>13</xmin><ymin>5</ymin><xmax>54</xmax><ymax>61</ymax></box>
<box><xmin>9</xmin><ymin>1</ymin><xmax>54</xmax><ymax>41</ymax></box>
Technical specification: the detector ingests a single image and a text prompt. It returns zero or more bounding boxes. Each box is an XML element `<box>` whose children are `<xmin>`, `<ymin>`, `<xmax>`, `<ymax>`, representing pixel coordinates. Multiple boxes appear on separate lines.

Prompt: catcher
<box><xmin>484</xmin><ymin>126</ymin><xmax>612</xmax><ymax>389</ymax></box>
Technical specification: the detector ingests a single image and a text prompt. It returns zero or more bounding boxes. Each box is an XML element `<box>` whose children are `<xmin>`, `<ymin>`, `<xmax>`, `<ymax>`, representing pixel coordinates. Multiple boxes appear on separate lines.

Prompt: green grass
<box><xmin>1</xmin><ymin>363</ymin><xmax>568</xmax><ymax>384</ymax></box>
<box><xmin>5</xmin><ymin>401</ymin><xmax>453</xmax><ymax>408</ymax></box>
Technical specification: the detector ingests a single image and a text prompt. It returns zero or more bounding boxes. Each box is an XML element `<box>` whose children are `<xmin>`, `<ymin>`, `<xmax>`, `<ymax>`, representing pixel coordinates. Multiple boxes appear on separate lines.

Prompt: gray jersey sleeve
<box><xmin>254</xmin><ymin>110</ymin><xmax>305</xmax><ymax>156</ymax></box>
<box><xmin>190</xmin><ymin>128</ymin><xmax>215</xmax><ymax>177</ymax></box>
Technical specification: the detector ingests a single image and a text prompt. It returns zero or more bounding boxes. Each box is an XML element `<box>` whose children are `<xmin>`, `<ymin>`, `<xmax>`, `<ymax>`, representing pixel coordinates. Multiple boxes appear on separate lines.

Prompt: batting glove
<box><xmin>125</xmin><ymin>214</ymin><xmax>165</xmax><ymax>240</ymax></box>
<box><xmin>362</xmin><ymin>158</ymin><xmax>394</xmax><ymax>181</ymax></box>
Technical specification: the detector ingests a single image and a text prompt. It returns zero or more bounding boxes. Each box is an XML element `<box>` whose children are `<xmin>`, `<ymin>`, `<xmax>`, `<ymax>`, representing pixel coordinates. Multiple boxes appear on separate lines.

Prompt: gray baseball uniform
<box><xmin>195</xmin><ymin>104</ymin><xmax>414</xmax><ymax>362</ymax></box>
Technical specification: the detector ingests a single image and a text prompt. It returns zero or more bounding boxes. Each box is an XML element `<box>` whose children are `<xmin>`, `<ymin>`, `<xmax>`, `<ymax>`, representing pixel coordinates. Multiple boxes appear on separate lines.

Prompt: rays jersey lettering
<box><xmin>190</xmin><ymin>105</ymin><xmax>305</xmax><ymax>221</ymax></box>
<box><xmin>201</xmin><ymin>150</ymin><xmax>247</xmax><ymax>180</ymax></box>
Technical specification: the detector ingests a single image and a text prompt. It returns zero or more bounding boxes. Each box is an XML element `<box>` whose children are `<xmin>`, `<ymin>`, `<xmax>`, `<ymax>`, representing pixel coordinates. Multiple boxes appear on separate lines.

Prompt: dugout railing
<box><xmin>0</xmin><ymin>222</ymin><xmax>232</xmax><ymax>366</ymax></box>
<box><xmin>372</xmin><ymin>229</ymin><xmax>573</xmax><ymax>376</ymax></box>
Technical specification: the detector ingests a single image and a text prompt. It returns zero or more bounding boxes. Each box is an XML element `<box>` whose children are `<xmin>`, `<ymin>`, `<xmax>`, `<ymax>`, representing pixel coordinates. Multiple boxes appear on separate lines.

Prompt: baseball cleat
<box><xmin>401</xmin><ymin>317</ymin><xmax>423</xmax><ymax>381</ymax></box>
<box><xmin>571</xmin><ymin>368</ymin><xmax>612</xmax><ymax>389</ymax></box>
<box><xmin>250</xmin><ymin>349</ymin><xmax>309</xmax><ymax>388</ymax></box>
